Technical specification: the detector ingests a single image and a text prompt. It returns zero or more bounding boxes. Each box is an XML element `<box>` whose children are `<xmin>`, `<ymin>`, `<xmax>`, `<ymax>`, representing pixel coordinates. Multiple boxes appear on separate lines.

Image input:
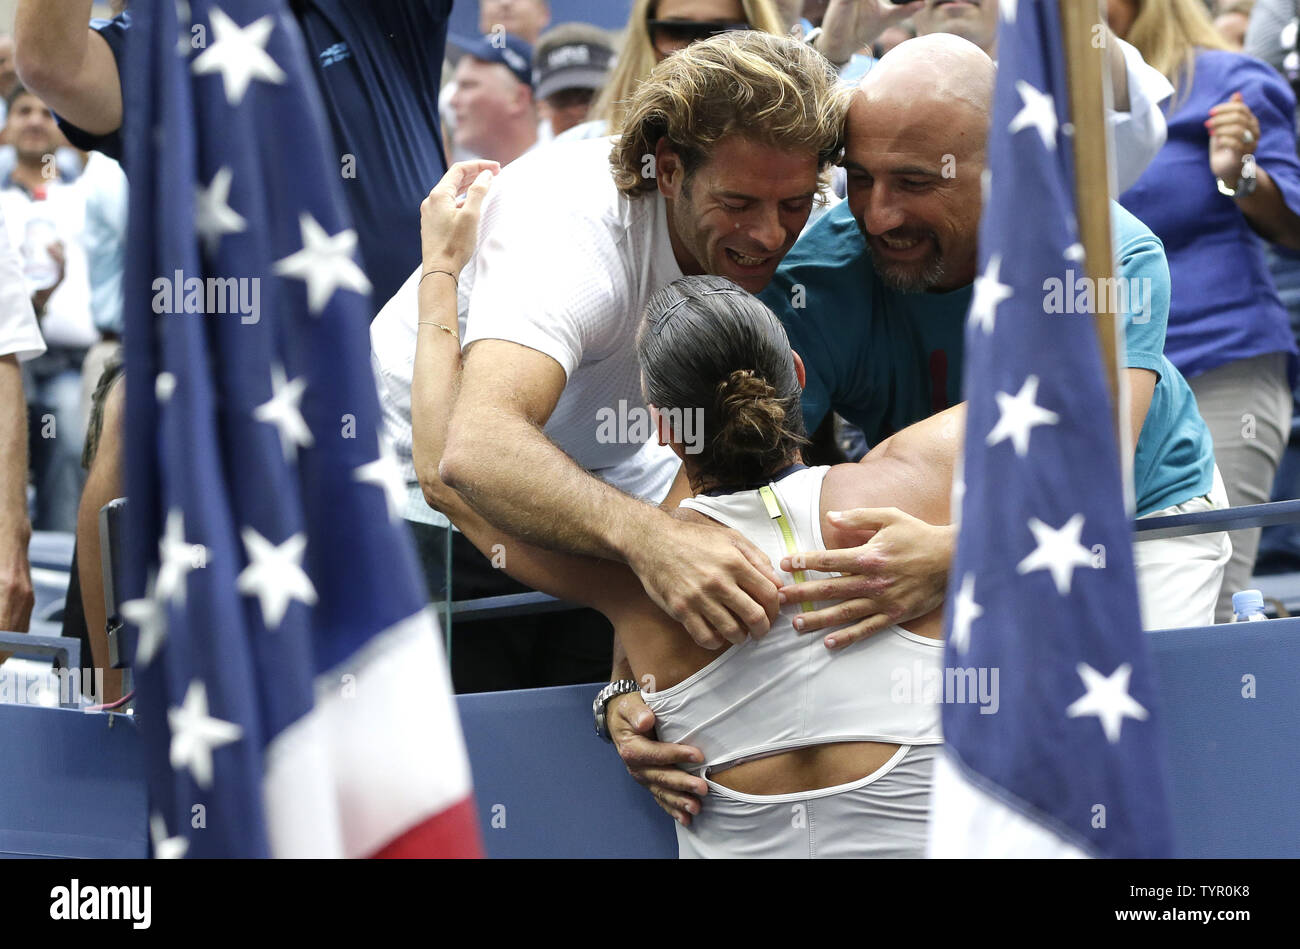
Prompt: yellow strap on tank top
<box><xmin>758</xmin><ymin>484</ymin><xmax>814</xmax><ymax>614</ymax></box>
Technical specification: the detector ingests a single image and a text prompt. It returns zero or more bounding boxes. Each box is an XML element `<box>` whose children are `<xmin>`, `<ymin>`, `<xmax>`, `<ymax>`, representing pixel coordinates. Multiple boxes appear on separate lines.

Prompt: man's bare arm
<box><xmin>441</xmin><ymin>340</ymin><xmax>649</xmax><ymax>557</ymax></box>
<box><xmin>441</xmin><ymin>340</ymin><xmax>780</xmax><ymax>645</ymax></box>
<box><xmin>15</xmin><ymin>0</ymin><xmax>123</xmax><ymax>137</ymax></box>
<box><xmin>777</xmin><ymin>404</ymin><xmax>968</xmax><ymax>647</ymax></box>
<box><xmin>0</xmin><ymin>355</ymin><xmax>33</xmax><ymax>645</ymax></box>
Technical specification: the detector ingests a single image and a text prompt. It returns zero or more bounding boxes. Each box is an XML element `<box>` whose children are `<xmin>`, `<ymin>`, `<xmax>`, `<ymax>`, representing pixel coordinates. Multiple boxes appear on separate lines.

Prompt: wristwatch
<box><xmin>1217</xmin><ymin>154</ymin><xmax>1258</xmax><ymax>198</ymax></box>
<box><xmin>593</xmin><ymin>679</ymin><xmax>640</xmax><ymax>742</ymax></box>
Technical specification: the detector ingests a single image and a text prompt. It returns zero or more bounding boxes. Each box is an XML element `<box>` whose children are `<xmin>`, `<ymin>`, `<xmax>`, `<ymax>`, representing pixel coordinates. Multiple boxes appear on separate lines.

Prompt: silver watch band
<box><xmin>593</xmin><ymin>679</ymin><xmax>640</xmax><ymax>742</ymax></box>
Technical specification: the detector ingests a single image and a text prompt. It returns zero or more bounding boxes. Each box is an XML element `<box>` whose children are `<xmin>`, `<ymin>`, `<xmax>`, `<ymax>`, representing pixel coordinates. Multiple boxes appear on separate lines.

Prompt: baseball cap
<box><xmin>532</xmin><ymin>24</ymin><xmax>616</xmax><ymax>101</ymax></box>
<box><xmin>448</xmin><ymin>32</ymin><xmax>534</xmax><ymax>88</ymax></box>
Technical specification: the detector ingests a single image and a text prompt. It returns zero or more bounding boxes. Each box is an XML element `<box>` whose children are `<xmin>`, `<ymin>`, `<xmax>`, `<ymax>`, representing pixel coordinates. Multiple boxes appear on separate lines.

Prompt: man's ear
<box><xmin>792</xmin><ymin>350</ymin><xmax>807</xmax><ymax>390</ymax></box>
<box><xmin>654</xmin><ymin>138</ymin><xmax>684</xmax><ymax>200</ymax></box>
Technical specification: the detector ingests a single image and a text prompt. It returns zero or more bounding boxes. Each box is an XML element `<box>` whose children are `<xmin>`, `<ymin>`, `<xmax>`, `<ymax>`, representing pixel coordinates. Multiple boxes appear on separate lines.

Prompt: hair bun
<box><xmin>715</xmin><ymin>369</ymin><xmax>787</xmax><ymax>454</ymax></box>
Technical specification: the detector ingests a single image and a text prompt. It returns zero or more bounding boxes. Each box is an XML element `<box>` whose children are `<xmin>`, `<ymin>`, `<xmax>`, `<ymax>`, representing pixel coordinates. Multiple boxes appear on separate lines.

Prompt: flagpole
<box><xmin>1059</xmin><ymin>0</ymin><xmax>1124</xmax><ymax>443</ymax></box>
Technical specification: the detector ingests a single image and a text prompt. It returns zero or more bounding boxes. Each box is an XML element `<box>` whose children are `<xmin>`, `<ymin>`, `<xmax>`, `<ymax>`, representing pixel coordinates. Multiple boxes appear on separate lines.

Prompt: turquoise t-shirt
<box><xmin>759</xmin><ymin>200</ymin><xmax>1214</xmax><ymax>518</ymax></box>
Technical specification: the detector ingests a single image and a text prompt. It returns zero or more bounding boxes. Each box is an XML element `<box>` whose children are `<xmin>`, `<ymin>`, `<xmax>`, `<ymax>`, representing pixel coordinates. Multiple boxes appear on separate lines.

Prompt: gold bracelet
<box><xmin>420</xmin><ymin>268</ymin><xmax>458</xmax><ymax>287</ymax></box>
<box><xmin>418</xmin><ymin>320</ymin><xmax>459</xmax><ymax>341</ymax></box>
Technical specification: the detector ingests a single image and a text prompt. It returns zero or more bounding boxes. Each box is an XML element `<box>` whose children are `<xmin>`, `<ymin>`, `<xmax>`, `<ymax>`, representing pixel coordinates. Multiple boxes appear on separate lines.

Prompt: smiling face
<box><xmin>843</xmin><ymin>84</ymin><xmax>985</xmax><ymax>293</ymax></box>
<box><xmin>913</xmin><ymin>0</ymin><xmax>1000</xmax><ymax>54</ymax></box>
<box><xmin>657</xmin><ymin>134</ymin><xmax>820</xmax><ymax>294</ymax></box>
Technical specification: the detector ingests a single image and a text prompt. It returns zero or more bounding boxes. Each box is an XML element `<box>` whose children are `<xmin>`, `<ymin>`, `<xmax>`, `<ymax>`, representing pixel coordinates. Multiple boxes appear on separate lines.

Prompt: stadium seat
<box><xmin>0</xmin><ymin>705</ymin><xmax>145</xmax><ymax>858</ymax></box>
<box><xmin>458</xmin><ymin>684</ymin><xmax>677</xmax><ymax>858</ymax></box>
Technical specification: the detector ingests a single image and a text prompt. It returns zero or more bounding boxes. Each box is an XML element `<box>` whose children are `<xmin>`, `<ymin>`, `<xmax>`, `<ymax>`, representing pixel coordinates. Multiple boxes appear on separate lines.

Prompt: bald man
<box><xmin>754</xmin><ymin>35</ymin><xmax>1223</xmax><ymax>637</ymax></box>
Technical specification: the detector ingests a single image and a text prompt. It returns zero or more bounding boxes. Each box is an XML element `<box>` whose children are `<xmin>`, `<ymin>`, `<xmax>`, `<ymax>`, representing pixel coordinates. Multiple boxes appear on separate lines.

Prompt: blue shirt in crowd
<box><xmin>760</xmin><ymin>200</ymin><xmax>1215</xmax><ymax>518</ymax></box>
<box><xmin>1121</xmin><ymin>50</ymin><xmax>1300</xmax><ymax>385</ymax></box>
<box><xmin>58</xmin><ymin>2</ymin><xmax>451</xmax><ymax>310</ymax></box>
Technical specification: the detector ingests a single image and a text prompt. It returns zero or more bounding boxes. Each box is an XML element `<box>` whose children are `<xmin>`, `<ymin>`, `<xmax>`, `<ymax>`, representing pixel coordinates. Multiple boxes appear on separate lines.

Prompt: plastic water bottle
<box><xmin>1232</xmin><ymin>590</ymin><xmax>1267</xmax><ymax>622</ymax></box>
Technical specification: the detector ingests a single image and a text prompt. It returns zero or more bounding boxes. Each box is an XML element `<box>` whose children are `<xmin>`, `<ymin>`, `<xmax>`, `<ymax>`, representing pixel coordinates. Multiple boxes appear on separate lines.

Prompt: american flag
<box><xmin>927</xmin><ymin>0</ymin><xmax>1175</xmax><ymax>857</ymax></box>
<box><xmin>118</xmin><ymin>0</ymin><xmax>481</xmax><ymax>857</ymax></box>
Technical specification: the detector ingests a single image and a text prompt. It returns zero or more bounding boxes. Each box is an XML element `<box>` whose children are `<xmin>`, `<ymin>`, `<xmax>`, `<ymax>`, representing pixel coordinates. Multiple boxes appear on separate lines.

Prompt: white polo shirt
<box><xmin>371</xmin><ymin>136</ymin><xmax>682</xmax><ymax>527</ymax></box>
<box><xmin>0</xmin><ymin>203</ymin><xmax>45</xmax><ymax>362</ymax></box>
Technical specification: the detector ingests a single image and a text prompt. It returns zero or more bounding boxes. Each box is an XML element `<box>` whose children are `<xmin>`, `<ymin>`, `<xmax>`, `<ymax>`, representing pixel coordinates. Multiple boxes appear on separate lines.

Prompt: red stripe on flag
<box><xmin>371</xmin><ymin>796</ymin><xmax>483</xmax><ymax>859</ymax></box>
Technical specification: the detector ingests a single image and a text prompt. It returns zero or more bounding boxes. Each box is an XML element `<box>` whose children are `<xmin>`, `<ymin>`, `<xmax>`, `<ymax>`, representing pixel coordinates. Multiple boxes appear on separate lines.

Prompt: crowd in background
<box><xmin>2</xmin><ymin>0</ymin><xmax>1300</xmax><ymax>696</ymax></box>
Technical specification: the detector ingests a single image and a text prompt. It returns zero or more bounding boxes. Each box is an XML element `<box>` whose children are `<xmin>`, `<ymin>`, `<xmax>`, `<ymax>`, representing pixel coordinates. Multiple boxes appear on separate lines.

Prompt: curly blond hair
<box><xmin>611</xmin><ymin>31</ymin><xmax>848</xmax><ymax>196</ymax></box>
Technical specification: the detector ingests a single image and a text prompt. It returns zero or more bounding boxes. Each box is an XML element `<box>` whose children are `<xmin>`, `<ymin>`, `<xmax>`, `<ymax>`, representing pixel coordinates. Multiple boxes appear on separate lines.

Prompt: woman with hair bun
<box><xmin>413</xmin><ymin>165</ymin><xmax>963</xmax><ymax>857</ymax></box>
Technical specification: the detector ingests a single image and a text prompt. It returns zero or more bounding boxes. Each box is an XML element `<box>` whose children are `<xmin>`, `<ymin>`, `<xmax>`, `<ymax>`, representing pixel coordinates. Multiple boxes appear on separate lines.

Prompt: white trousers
<box><xmin>1133</xmin><ymin>466</ymin><xmax>1233</xmax><ymax>631</ymax></box>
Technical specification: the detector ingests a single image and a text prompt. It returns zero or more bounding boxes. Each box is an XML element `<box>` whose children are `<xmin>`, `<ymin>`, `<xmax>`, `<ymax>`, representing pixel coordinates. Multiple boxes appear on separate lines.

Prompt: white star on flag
<box><xmin>950</xmin><ymin>573</ymin><xmax>983</xmax><ymax>654</ymax></box>
<box><xmin>1016</xmin><ymin>513</ymin><xmax>1094</xmax><ymax>596</ymax></box>
<box><xmin>969</xmin><ymin>254</ymin><xmax>1013</xmax><ymax>335</ymax></box>
<box><xmin>157</xmin><ymin>509</ymin><xmax>206</xmax><ymax>606</ymax></box>
<box><xmin>168</xmin><ymin>680</ymin><xmax>242</xmax><ymax>789</ymax></box>
<box><xmin>191</xmin><ymin>8</ymin><xmax>286</xmax><ymax>107</ymax></box>
<box><xmin>237</xmin><ymin>528</ymin><xmax>317</xmax><ymax>629</ymax></box>
<box><xmin>253</xmin><ymin>363</ymin><xmax>313</xmax><ymax>463</ymax></box>
<box><xmin>354</xmin><ymin>434</ymin><xmax>406</xmax><ymax>523</ymax></box>
<box><xmin>150</xmin><ymin>812</ymin><xmax>189</xmax><ymax>860</ymax></box>
<box><xmin>1009</xmin><ymin>79</ymin><xmax>1058</xmax><ymax>150</ymax></box>
<box><xmin>273</xmin><ymin>213</ymin><xmax>371</xmax><ymax>314</ymax></box>
<box><xmin>986</xmin><ymin>375</ymin><xmax>1061</xmax><ymax>456</ymax></box>
<box><xmin>121</xmin><ymin>573</ymin><xmax>167</xmax><ymax>668</ymax></box>
<box><xmin>1000</xmin><ymin>0</ymin><xmax>1017</xmax><ymax>21</ymax></box>
<box><xmin>1063</xmin><ymin>242</ymin><xmax>1086</xmax><ymax>263</ymax></box>
<box><xmin>1066</xmin><ymin>662</ymin><xmax>1149</xmax><ymax>743</ymax></box>
<box><xmin>195</xmin><ymin>166</ymin><xmax>246</xmax><ymax>256</ymax></box>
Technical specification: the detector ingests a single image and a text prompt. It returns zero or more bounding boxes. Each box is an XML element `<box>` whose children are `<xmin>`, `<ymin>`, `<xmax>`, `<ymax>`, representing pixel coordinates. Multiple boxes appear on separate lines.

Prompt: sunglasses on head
<box><xmin>646</xmin><ymin>18</ymin><xmax>752</xmax><ymax>56</ymax></box>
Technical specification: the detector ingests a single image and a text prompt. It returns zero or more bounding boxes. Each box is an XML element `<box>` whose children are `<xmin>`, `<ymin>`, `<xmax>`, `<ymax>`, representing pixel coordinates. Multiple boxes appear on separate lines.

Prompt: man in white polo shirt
<box><xmin>372</xmin><ymin>32</ymin><xmax>848</xmax><ymax>687</ymax></box>
<box><xmin>372</xmin><ymin>128</ymin><xmax>689</xmax><ymax>690</ymax></box>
